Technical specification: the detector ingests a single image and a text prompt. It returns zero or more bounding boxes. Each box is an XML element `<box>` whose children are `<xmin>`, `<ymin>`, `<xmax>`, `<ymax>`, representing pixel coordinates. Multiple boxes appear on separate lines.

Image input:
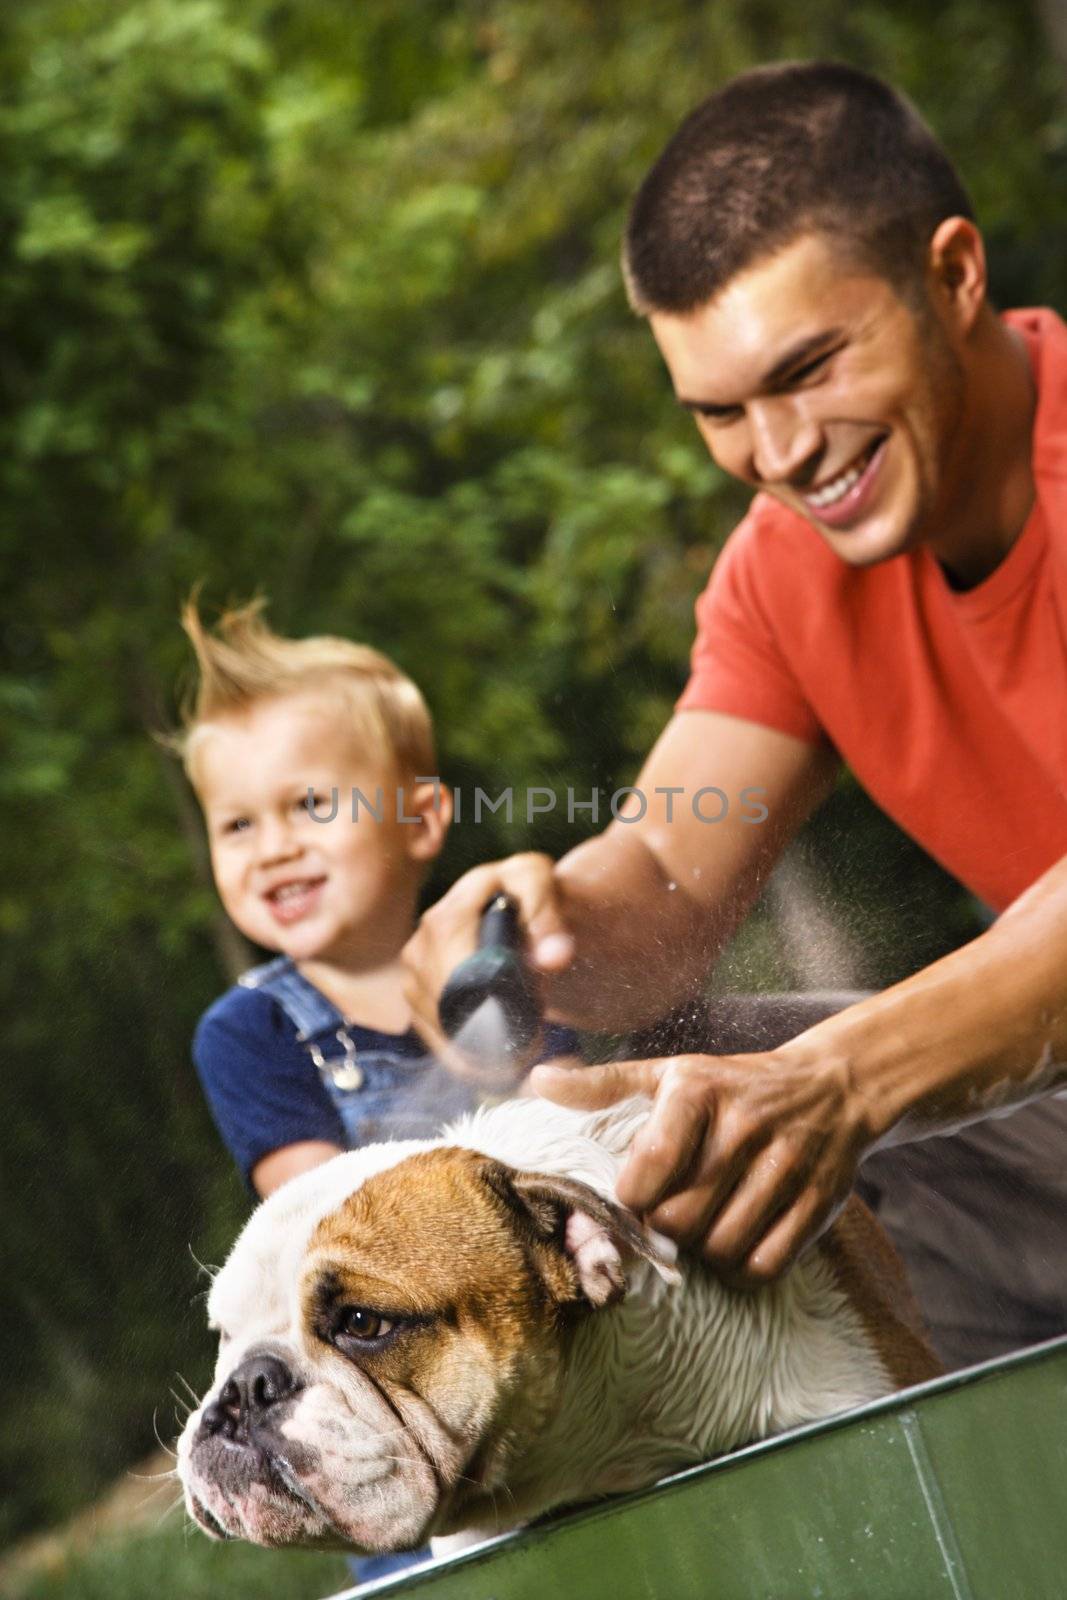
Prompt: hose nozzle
<box><xmin>438</xmin><ymin>894</ymin><xmax>541</xmax><ymax>1084</ymax></box>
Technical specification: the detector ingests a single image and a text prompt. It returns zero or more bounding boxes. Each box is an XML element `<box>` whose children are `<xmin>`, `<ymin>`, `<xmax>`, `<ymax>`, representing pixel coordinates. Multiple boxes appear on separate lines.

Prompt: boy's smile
<box><xmin>194</xmin><ymin>692</ymin><xmax>430</xmax><ymax>970</ymax></box>
<box><xmin>263</xmin><ymin>874</ymin><xmax>328</xmax><ymax>927</ymax></box>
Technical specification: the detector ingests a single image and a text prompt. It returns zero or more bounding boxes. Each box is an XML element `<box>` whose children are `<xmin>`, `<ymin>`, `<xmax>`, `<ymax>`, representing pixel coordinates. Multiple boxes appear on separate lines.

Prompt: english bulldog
<box><xmin>177</xmin><ymin>1096</ymin><xmax>938</xmax><ymax>1556</ymax></box>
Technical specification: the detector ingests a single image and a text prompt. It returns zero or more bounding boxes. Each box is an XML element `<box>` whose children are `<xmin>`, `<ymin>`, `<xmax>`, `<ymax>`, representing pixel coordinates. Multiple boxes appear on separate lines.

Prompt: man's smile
<box><xmin>795</xmin><ymin>434</ymin><xmax>889</xmax><ymax>527</ymax></box>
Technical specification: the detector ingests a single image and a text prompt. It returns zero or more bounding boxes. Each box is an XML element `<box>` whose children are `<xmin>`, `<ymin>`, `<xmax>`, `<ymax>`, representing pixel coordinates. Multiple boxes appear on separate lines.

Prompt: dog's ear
<box><xmin>481</xmin><ymin>1162</ymin><xmax>681</xmax><ymax>1309</ymax></box>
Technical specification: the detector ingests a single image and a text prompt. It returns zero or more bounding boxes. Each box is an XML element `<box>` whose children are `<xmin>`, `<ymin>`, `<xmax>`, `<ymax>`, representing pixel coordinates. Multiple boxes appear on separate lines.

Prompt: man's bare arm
<box><xmin>805</xmin><ymin>852</ymin><xmax>1067</xmax><ymax>1141</ymax></box>
<box><xmin>536</xmin><ymin>848</ymin><xmax>1067</xmax><ymax>1283</ymax></box>
<box><xmin>404</xmin><ymin>710</ymin><xmax>836</xmax><ymax>1049</ymax></box>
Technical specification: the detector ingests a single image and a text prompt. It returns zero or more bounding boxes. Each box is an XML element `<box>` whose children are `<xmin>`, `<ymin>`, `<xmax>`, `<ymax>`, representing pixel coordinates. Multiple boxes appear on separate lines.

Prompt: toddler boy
<box><xmin>178</xmin><ymin>599</ymin><xmax>573</xmax><ymax>1199</ymax></box>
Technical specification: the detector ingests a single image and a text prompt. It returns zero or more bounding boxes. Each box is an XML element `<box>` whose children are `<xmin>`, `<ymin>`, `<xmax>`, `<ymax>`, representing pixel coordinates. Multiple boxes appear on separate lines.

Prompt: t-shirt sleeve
<box><xmin>677</xmin><ymin>519</ymin><xmax>825</xmax><ymax>744</ymax></box>
<box><xmin>193</xmin><ymin>987</ymin><xmax>345</xmax><ymax>1188</ymax></box>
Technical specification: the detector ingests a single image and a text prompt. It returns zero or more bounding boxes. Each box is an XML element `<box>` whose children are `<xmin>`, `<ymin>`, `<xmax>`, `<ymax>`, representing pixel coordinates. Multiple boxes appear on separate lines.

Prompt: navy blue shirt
<box><xmin>194</xmin><ymin>966</ymin><xmax>579</xmax><ymax>1187</ymax></box>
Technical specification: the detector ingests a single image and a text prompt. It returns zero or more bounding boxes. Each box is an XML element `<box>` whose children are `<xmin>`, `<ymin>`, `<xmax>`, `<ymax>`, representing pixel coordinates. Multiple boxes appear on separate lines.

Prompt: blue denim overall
<box><xmin>241</xmin><ymin>955</ymin><xmax>476</xmax><ymax>1148</ymax></box>
<box><xmin>241</xmin><ymin>955</ymin><xmax>471</xmax><ymax>1584</ymax></box>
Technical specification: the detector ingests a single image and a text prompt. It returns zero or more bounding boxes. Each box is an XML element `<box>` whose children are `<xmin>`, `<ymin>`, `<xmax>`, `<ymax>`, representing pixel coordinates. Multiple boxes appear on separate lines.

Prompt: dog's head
<box><xmin>177</xmin><ymin>1135</ymin><xmax>676</xmax><ymax>1553</ymax></box>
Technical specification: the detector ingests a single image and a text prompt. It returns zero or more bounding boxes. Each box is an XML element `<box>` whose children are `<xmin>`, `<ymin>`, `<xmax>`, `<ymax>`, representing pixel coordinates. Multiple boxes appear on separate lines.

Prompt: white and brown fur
<box><xmin>178</xmin><ymin>1096</ymin><xmax>938</xmax><ymax>1555</ymax></box>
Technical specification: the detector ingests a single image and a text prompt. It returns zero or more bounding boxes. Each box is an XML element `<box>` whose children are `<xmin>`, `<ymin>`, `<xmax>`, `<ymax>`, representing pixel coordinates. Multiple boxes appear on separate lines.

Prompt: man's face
<box><xmin>649</xmin><ymin>233</ymin><xmax>966</xmax><ymax>568</ymax></box>
<box><xmin>195</xmin><ymin>692</ymin><xmax>421</xmax><ymax>965</ymax></box>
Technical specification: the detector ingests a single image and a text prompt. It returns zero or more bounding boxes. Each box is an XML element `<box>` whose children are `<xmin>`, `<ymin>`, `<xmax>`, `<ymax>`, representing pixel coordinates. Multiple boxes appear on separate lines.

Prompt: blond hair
<box><xmin>176</xmin><ymin>596</ymin><xmax>435</xmax><ymax>783</ymax></box>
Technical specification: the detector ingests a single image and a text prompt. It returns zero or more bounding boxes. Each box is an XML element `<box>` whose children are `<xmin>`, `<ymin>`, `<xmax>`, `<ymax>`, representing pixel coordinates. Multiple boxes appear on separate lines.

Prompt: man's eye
<box><xmin>334</xmin><ymin>1307</ymin><xmax>396</xmax><ymax>1343</ymax></box>
<box><xmin>786</xmin><ymin>351</ymin><xmax>833</xmax><ymax>386</ymax></box>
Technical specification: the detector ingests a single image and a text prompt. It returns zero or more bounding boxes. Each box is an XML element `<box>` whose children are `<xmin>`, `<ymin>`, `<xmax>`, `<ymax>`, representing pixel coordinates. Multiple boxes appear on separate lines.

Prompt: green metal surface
<box><xmin>331</xmin><ymin>1335</ymin><xmax>1067</xmax><ymax>1600</ymax></box>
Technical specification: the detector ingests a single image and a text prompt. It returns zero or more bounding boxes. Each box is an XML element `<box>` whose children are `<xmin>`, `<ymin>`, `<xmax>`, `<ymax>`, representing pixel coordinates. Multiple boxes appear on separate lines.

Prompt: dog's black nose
<box><xmin>200</xmin><ymin>1353</ymin><xmax>298</xmax><ymax>1441</ymax></box>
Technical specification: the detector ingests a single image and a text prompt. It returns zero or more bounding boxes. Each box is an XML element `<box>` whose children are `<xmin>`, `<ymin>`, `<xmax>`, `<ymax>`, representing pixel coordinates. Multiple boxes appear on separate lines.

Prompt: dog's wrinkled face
<box><xmin>178</xmin><ymin>1144</ymin><xmax>665</xmax><ymax>1553</ymax></box>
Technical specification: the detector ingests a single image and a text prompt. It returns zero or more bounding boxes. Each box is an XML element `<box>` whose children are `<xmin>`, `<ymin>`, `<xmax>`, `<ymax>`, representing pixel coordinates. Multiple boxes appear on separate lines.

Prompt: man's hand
<box><xmin>402</xmin><ymin>852</ymin><xmax>576</xmax><ymax>1085</ymax></box>
<box><xmin>531</xmin><ymin>1048</ymin><xmax>868</xmax><ymax>1284</ymax></box>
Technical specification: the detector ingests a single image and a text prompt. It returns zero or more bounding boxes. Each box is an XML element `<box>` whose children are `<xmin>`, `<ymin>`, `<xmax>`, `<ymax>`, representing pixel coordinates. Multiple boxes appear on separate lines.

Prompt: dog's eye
<box><xmin>335</xmin><ymin>1307</ymin><xmax>395</xmax><ymax>1343</ymax></box>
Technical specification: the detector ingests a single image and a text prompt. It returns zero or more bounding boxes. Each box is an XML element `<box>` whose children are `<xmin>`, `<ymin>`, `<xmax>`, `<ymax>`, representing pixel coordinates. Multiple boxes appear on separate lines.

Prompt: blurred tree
<box><xmin>1</xmin><ymin>0</ymin><xmax>1064</xmax><ymax>1541</ymax></box>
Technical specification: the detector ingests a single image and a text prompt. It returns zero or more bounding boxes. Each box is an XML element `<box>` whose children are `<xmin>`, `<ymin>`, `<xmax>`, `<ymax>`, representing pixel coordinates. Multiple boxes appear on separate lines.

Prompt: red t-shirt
<box><xmin>678</xmin><ymin>308</ymin><xmax>1067</xmax><ymax>914</ymax></box>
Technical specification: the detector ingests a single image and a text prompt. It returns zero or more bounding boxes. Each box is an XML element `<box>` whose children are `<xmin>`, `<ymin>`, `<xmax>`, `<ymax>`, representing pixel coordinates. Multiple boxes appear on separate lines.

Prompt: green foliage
<box><xmin>14</xmin><ymin>1520</ymin><xmax>348</xmax><ymax>1600</ymax></box>
<box><xmin>1</xmin><ymin>0</ymin><xmax>1063</xmax><ymax>1549</ymax></box>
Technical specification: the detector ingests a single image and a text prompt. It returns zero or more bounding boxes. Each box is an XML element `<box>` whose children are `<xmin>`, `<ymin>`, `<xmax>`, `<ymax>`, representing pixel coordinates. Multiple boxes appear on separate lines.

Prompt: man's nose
<box><xmin>747</xmin><ymin>397</ymin><xmax>821</xmax><ymax>486</ymax></box>
<box><xmin>199</xmin><ymin>1353</ymin><xmax>300</xmax><ymax>1442</ymax></box>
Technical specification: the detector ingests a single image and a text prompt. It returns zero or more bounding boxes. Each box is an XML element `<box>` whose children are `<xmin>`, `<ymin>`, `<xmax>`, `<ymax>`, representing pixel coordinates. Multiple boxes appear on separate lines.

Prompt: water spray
<box><xmin>438</xmin><ymin>893</ymin><xmax>541</xmax><ymax>1088</ymax></box>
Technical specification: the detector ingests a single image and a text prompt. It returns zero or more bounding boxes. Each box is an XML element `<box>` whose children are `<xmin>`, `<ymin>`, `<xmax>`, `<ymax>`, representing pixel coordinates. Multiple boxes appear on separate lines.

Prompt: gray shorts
<box><xmin>631</xmin><ymin>992</ymin><xmax>1067</xmax><ymax>1371</ymax></box>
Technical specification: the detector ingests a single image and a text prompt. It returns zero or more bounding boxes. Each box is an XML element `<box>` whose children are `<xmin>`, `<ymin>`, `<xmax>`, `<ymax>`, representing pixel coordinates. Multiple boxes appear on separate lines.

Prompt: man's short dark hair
<box><xmin>624</xmin><ymin>61</ymin><xmax>974</xmax><ymax>315</ymax></box>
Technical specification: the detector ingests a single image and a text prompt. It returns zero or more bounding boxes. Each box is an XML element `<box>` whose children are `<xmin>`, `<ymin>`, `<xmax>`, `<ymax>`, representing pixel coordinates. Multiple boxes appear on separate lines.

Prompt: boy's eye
<box><xmin>302</xmin><ymin>791</ymin><xmax>335</xmax><ymax>818</ymax></box>
<box><xmin>224</xmin><ymin>816</ymin><xmax>251</xmax><ymax>835</ymax></box>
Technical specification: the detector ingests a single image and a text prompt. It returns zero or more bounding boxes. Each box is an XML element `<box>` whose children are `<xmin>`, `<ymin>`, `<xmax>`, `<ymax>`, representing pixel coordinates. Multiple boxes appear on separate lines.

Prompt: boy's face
<box><xmin>194</xmin><ymin>693</ymin><xmax>436</xmax><ymax>966</ymax></box>
<box><xmin>649</xmin><ymin>231</ymin><xmax>968</xmax><ymax>570</ymax></box>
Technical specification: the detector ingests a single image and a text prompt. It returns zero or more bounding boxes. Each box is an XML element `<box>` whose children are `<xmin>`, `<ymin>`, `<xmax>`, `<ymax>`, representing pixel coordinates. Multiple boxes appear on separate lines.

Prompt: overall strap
<box><xmin>238</xmin><ymin>955</ymin><xmax>342</xmax><ymax>1041</ymax></box>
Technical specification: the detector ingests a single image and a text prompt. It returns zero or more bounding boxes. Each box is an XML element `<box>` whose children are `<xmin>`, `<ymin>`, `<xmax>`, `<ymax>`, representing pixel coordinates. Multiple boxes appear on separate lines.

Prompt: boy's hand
<box><xmin>403</xmin><ymin>852</ymin><xmax>576</xmax><ymax>1083</ymax></box>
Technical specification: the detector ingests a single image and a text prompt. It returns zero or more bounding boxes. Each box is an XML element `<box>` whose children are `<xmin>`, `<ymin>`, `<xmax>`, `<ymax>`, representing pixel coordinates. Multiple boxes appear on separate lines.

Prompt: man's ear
<box><xmin>926</xmin><ymin>216</ymin><xmax>987</xmax><ymax>336</ymax></box>
<box><xmin>403</xmin><ymin>779</ymin><xmax>453</xmax><ymax>864</ymax></box>
<box><xmin>481</xmin><ymin>1161</ymin><xmax>681</xmax><ymax>1310</ymax></box>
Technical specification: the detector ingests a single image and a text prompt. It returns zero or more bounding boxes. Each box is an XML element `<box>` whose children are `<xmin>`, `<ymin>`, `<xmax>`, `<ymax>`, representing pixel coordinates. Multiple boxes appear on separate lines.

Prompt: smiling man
<box><xmin>649</xmin><ymin>232</ymin><xmax>1029</xmax><ymax>582</ymax></box>
<box><xmin>405</xmin><ymin>62</ymin><xmax>1067</xmax><ymax>1368</ymax></box>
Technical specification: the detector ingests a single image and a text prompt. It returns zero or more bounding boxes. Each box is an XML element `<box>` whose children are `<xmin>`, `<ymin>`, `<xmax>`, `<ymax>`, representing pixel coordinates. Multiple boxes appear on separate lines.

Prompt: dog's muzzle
<box><xmin>197</xmin><ymin>1351</ymin><xmax>302</xmax><ymax>1445</ymax></box>
<box><xmin>183</xmin><ymin>1348</ymin><xmax>331</xmax><ymax>1545</ymax></box>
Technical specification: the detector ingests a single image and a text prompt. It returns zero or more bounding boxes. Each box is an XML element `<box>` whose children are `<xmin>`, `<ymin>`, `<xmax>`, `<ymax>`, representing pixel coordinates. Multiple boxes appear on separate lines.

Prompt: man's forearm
<box><xmin>545</xmin><ymin>825</ymin><xmax>736</xmax><ymax>1030</ymax></box>
<box><xmin>786</xmin><ymin>854</ymin><xmax>1067</xmax><ymax>1145</ymax></box>
<box><xmin>403</xmin><ymin>713</ymin><xmax>831</xmax><ymax>1048</ymax></box>
<box><xmin>531</xmin><ymin>710</ymin><xmax>836</xmax><ymax>1033</ymax></box>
